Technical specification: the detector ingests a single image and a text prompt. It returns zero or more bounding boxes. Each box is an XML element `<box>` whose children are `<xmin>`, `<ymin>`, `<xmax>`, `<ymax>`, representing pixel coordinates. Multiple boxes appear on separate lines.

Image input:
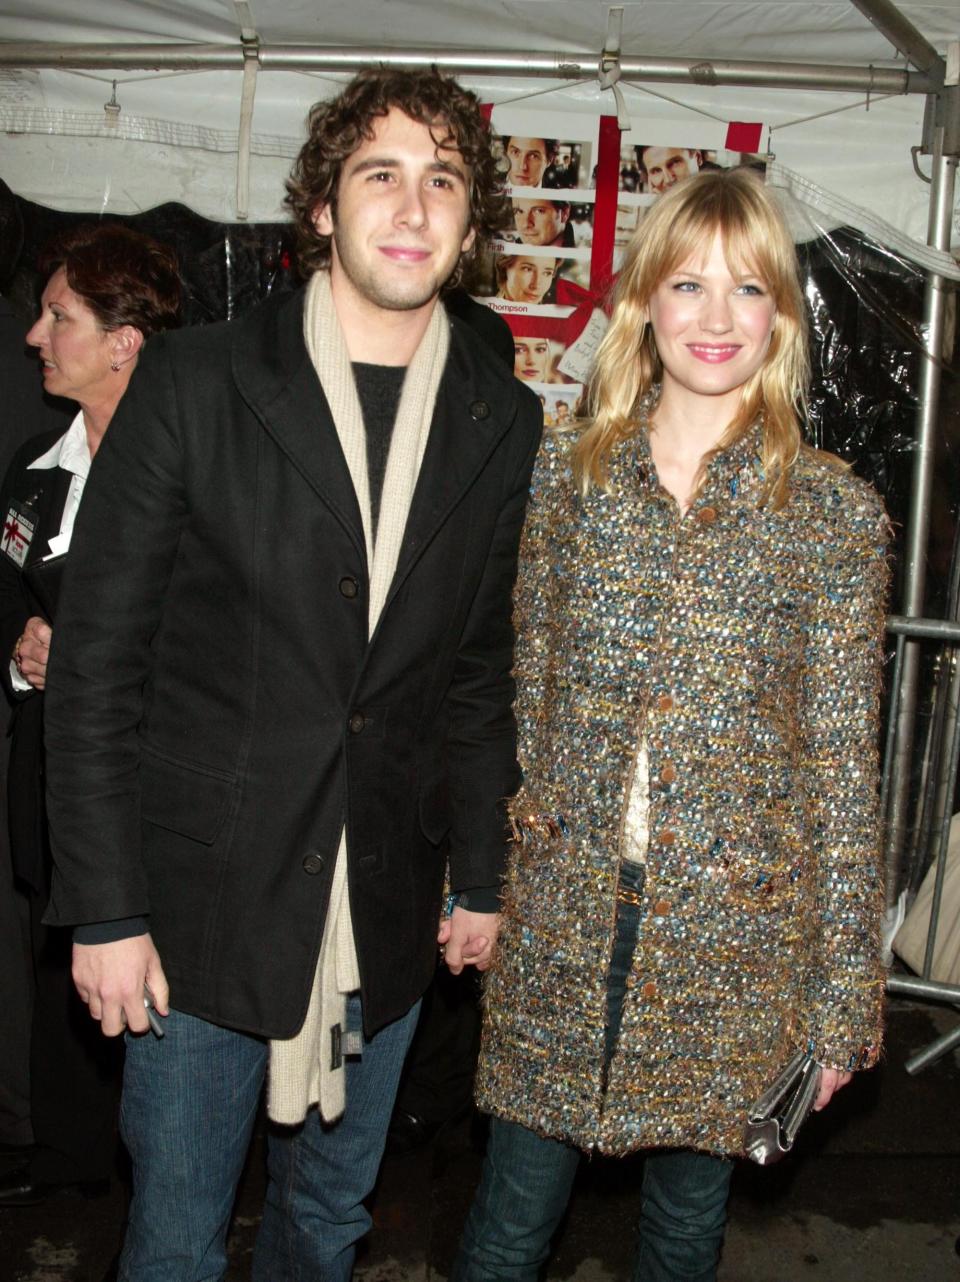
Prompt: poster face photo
<box><xmin>618</xmin><ymin>143</ymin><xmax>720</xmax><ymax>195</ymax></box>
<box><xmin>511</xmin><ymin>334</ymin><xmax>578</xmax><ymax>387</ymax></box>
<box><xmin>498</xmin><ymin>197</ymin><xmax>594</xmax><ymax>250</ymax></box>
<box><xmin>540</xmin><ymin>389</ymin><xmax>577</xmax><ymax>426</ymax></box>
<box><xmin>474</xmin><ymin>247</ymin><xmax>589</xmax><ymax>313</ymax></box>
<box><xmin>496</xmin><ymin>134</ymin><xmax>592</xmax><ymax>190</ymax></box>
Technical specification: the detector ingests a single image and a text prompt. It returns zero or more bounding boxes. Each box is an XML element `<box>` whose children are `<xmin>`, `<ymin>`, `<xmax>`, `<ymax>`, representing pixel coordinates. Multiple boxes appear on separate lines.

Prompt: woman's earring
<box><xmin>110</xmin><ymin>360</ymin><xmax>120</xmax><ymax>372</ymax></box>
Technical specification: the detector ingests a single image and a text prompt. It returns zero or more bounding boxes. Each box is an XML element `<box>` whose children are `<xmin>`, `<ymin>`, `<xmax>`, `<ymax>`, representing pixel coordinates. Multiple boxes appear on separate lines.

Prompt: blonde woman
<box><xmin>454</xmin><ymin>169</ymin><xmax>889</xmax><ymax>1282</ymax></box>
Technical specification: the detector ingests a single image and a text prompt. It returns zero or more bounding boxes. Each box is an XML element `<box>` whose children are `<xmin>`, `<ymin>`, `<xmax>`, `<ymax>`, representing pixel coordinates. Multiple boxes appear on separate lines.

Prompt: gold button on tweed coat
<box><xmin>476</xmin><ymin>423</ymin><xmax>890</xmax><ymax>1157</ymax></box>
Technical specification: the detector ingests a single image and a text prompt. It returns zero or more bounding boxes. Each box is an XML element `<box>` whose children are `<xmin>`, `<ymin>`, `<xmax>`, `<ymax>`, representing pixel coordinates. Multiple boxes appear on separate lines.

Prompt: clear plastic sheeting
<box><xmin>765</xmin><ymin>169</ymin><xmax>959</xmax><ymax>622</ymax></box>
<box><xmin>771</xmin><ymin>163</ymin><xmax>960</xmax><ymax>280</ymax></box>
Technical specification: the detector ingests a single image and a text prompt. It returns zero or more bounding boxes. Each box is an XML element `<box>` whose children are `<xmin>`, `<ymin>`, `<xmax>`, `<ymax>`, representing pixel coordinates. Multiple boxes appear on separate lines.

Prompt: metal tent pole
<box><xmin>849</xmin><ymin>0</ymin><xmax>945</xmax><ymax>80</ymax></box>
<box><xmin>845</xmin><ymin>2</ymin><xmax>957</xmax><ymax>903</ymax></box>
<box><xmin>0</xmin><ymin>41</ymin><xmax>939</xmax><ymax>95</ymax></box>
<box><xmin>883</xmin><ymin>139</ymin><xmax>959</xmax><ymax>901</ymax></box>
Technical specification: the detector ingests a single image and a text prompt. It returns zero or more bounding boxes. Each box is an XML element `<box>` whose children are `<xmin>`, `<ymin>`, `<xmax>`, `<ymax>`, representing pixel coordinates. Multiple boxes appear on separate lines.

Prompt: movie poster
<box><xmin>472</xmin><ymin>107</ymin><xmax>601</xmax><ymax>421</ymax></box>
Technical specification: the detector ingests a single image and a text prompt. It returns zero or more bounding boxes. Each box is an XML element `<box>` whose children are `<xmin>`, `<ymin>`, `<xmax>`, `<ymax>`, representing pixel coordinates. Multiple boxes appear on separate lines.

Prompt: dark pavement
<box><xmin>0</xmin><ymin>998</ymin><xmax>957</xmax><ymax>1281</ymax></box>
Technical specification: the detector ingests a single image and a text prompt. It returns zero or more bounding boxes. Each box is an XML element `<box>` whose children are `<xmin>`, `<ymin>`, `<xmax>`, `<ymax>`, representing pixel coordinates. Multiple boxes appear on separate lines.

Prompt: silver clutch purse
<box><xmin>743</xmin><ymin>1050</ymin><xmax>822</xmax><ymax>1165</ymax></box>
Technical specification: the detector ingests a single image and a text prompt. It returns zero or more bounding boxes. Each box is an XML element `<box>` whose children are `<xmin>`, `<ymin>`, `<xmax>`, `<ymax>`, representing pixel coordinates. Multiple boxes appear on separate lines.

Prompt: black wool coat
<box><xmin>0</xmin><ymin>428</ymin><xmax>74</xmax><ymax>891</ymax></box>
<box><xmin>43</xmin><ymin>285</ymin><xmax>542</xmax><ymax>1039</ymax></box>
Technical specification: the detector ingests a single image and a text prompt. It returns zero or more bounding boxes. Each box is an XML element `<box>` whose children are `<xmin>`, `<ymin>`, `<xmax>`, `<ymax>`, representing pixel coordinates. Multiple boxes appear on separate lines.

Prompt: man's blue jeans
<box><xmin>117</xmin><ymin>993</ymin><xmax>419</xmax><ymax>1282</ymax></box>
<box><xmin>454</xmin><ymin>862</ymin><xmax>732</xmax><ymax>1281</ymax></box>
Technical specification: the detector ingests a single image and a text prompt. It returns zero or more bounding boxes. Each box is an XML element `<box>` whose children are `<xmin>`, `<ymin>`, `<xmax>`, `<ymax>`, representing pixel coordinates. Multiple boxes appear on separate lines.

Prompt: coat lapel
<box><xmin>231</xmin><ymin>288</ymin><xmax>367</xmax><ymax>565</ymax></box>
<box><xmin>387</xmin><ymin>328</ymin><xmax>514</xmax><ymax>607</ymax></box>
<box><xmin>232</xmin><ymin>291</ymin><xmax>518</xmax><ymax>613</ymax></box>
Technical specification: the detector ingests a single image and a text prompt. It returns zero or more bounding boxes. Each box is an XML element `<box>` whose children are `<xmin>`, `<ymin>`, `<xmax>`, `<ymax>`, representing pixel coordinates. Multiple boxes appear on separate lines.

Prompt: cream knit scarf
<box><xmin>268</xmin><ymin>269</ymin><xmax>449</xmax><ymax>1126</ymax></box>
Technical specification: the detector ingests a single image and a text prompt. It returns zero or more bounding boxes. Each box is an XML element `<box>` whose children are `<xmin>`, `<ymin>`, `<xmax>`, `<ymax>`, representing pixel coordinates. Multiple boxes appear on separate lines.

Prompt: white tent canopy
<box><xmin>1</xmin><ymin>0</ymin><xmax>957</xmax><ymax>260</ymax></box>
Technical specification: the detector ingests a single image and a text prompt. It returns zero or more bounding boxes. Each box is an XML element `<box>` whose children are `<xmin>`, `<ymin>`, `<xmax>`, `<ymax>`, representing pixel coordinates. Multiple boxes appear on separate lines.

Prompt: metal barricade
<box><xmin>884</xmin><ymin>615</ymin><xmax>960</xmax><ymax>1073</ymax></box>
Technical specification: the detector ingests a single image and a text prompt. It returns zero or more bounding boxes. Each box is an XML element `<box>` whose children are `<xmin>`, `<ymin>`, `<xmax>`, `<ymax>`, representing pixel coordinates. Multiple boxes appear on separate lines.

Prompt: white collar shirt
<box><xmin>27</xmin><ymin>410</ymin><xmax>91</xmax><ymax>560</ymax></box>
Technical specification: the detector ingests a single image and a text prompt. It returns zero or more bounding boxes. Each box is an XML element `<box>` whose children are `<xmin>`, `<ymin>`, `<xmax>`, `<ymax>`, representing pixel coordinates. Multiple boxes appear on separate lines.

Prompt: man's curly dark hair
<box><xmin>285</xmin><ymin>67</ymin><xmax>511</xmax><ymax>282</ymax></box>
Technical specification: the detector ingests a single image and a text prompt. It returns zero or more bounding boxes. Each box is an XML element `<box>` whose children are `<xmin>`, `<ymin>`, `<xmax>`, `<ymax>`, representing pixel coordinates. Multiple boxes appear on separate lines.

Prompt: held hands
<box><xmin>72</xmin><ymin>934</ymin><xmax>169</xmax><ymax>1037</ymax></box>
<box><xmin>14</xmin><ymin>616</ymin><xmax>52</xmax><ymax>689</ymax></box>
<box><xmin>814</xmin><ymin>1066</ymin><xmax>853</xmax><ymax>1111</ymax></box>
<box><xmin>438</xmin><ymin>906</ymin><xmax>500</xmax><ymax>974</ymax></box>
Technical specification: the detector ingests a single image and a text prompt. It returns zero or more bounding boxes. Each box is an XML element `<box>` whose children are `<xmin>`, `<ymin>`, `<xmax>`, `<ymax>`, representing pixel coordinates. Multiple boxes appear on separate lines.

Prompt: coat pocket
<box><xmin>140</xmin><ymin>750</ymin><xmax>236</xmax><ymax>847</ymax></box>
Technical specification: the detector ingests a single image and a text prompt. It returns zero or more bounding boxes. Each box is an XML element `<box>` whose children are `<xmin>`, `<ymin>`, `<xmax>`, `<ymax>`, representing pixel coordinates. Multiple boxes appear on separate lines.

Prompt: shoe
<box><xmin>0</xmin><ymin>1162</ymin><xmax>109</xmax><ymax>1207</ymax></box>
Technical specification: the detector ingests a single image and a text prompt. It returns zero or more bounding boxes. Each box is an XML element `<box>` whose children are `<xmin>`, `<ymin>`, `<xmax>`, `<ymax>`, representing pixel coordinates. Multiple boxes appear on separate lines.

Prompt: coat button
<box><xmin>660</xmin><ymin>763</ymin><xmax>677</xmax><ymax>784</ymax></box>
<box><xmin>348</xmin><ymin>712</ymin><xmax>366</xmax><ymax>734</ymax></box>
<box><xmin>641</xmin><ymin>980</ymin><xmax>657</xmax><ymax>999</ymax></box>
<box><xmin>653</xmin><ymin>898</ymin><xmax>671</xmax><ymax>916</ymax></box>
<box><xmin>697</xmin><ymin>506</ymin><xmax>717</xmax><ymax>524</ymax></box>
<box><xmin>302</xmin><ymin>852</ymin><xmax>324</xmax><ymax>875</ymax></box>
<box><xmin>656</xmin><ymin>694</ymin><xmax>674</xmax><ymax>713</ymax></box>
<box><xmin>339</xmin><ymin>576</ymin><xmax>359</xmax><ymax>599</ymax></box>
<box><xmin>469</xmin><ymin>399</ymin><xmax>490</xmax><ymax>420</ymax></box>
<box><xmin>659</xmin><ymin>829</ymin><xmax>676</xmax><ymax>846</ymax></box>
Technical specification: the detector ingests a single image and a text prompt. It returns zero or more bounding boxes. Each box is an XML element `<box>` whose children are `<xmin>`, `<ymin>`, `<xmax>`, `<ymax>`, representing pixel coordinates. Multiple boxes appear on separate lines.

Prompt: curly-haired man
<box><xmin>45</xmin><ymin>67</ymin><xmax>542</xmax><ymax>1281</ymax></box>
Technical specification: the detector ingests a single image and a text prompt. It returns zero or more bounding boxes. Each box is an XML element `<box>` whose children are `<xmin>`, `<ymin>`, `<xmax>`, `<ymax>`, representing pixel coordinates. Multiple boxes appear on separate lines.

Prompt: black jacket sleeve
<box><xmin>43</xmin><ymin>341</ymin><xmax>188</xmax><ymax>926</ymax></box>
<box><xmin>443</xmin><ymin>396</ymin><xmax>542</xmax><ymax>893</ymax></box>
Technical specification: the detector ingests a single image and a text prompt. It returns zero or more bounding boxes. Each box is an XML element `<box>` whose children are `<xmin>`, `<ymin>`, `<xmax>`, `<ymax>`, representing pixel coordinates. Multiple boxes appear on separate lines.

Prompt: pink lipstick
<box><xmin>687</xmin><ymin>344</ymin><xmax>741</xmax><ymax>363</ymax></box>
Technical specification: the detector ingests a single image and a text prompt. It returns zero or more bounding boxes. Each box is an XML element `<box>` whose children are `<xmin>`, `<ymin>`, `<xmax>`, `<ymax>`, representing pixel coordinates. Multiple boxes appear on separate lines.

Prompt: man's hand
<box><xmin>72</xmin><ymin>934</ymin><xmax>169</xmax><ymax>1037</ymax></box>
<box><xmin>438</xmin><ymin>907</ymin><xmax>500</xmax><ymax>974</ymax></box>
<box><xmin>813</xmin><ymin>1066</ymin><xmax>853</xmax><ymax>1111</ymax></box>
<box><xmin>15</xmin><ymin>616</ymin><xmax>52</xmax><ymax>689</ymax></box>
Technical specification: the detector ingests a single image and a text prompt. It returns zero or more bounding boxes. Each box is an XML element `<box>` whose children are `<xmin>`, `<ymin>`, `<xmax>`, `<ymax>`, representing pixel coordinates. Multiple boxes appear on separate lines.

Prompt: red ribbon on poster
<box><xmin>501</xmin><ymin>278</ymin><xmax>608</xmax><ymax>347</ymax></box>
<box><xmin>501</xmin><ymin>312</ymin><xmax>571</xmax><ymax>343</ymax></box>
<box><xmin>556</xmin><ymin>277</ymin><xmax>610</xmax><ymax>330</ymax></box>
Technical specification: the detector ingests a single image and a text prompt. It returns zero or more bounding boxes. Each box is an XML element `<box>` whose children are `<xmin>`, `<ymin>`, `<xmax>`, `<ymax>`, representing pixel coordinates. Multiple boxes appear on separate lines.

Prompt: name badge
<box><xmin>1</xmin><ymin>503</ymin><xmax>37</xmax><ymax>568</ymax></box>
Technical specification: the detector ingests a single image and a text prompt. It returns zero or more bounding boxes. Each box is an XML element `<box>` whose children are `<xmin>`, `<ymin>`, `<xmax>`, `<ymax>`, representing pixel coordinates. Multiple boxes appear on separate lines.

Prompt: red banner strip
<box><xmin>590</xmin><ymin>114</ymin><xmax>623</xmax><ymax>299</ymax></box>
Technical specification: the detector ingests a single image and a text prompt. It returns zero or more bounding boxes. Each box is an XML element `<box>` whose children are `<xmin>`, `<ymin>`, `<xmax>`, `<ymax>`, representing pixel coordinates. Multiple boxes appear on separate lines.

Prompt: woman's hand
<box><xmin>438</xmin><ymin>907</ymin><xmax>500</xmax><ymax>974</ymax></box>
<box><xmin>813</xmin><ymin>1066</ymin><xmax>852</xmax><ymax>1111</ymax></box>
<box><xmin>14</xmin><ymin>616</ymin><xmax>52</xmax><ymax>690</ymax></box>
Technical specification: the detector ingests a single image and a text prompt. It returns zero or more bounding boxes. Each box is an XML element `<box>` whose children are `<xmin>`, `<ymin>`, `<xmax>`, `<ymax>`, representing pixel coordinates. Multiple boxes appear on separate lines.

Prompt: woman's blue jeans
<box><xmin>454</xmin><ymin>862</ymin><xmax>732</xmax><ymax>1281</ymax></box>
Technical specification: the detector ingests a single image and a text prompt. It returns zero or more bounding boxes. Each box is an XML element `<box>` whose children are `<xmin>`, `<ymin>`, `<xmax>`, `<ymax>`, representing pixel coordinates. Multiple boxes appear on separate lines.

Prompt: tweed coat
<box><xmin>475</xmin><ymin>422</ymin><xmax>890</xmax><ymax>1157</ymax></box>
